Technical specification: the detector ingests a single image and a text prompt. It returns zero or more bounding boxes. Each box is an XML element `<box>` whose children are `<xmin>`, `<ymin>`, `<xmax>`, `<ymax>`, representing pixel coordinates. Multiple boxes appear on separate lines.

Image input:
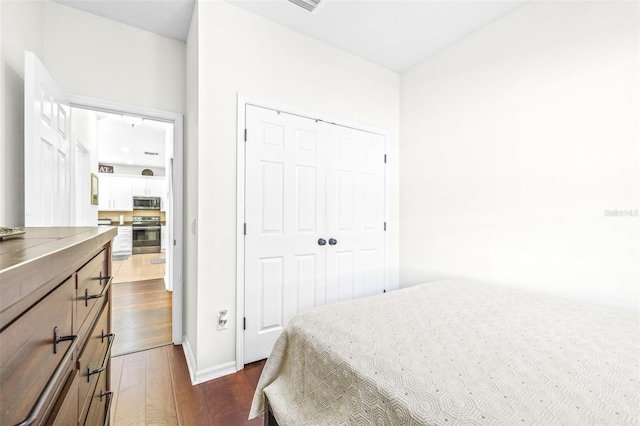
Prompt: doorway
<box><xmin>68</xmin><ymin>96</ymin><xmax>184</xmax><ymax>350</ymax></box>
<box><xmin>24</xmin><ymin>51</ymin><xmax>183</xmax><ymax>354</ymax></box>
<box><xmin>80</xmin><ymin>109</ymin><xmax>173</xmax><ymax>355</ymax></box>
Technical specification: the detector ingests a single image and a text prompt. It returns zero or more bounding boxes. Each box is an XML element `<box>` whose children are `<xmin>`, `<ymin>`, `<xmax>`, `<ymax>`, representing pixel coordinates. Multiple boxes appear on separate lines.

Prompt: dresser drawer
<box><xmin>78</xmin><ymin>301</ymin><xmax>112</xmax><ymax>422</ymax></box>
<box><xmin>0</xmin><ymin>277</ymin><xmax>75</xmax><ymax>425</ymax></box>
<box><xmin>46</xmin><ymin>369</ymin><xmax>79</xmax><ymax>426</ymax></box>
<box><xmin>76</xmin><ymin>249</ymin><xmax>110</xmax><ymax>344</ymax></box>
<box><xmin>83</xmin><ymin>366</ymin><xmax>111</xmax><ymax>426</ymax></box>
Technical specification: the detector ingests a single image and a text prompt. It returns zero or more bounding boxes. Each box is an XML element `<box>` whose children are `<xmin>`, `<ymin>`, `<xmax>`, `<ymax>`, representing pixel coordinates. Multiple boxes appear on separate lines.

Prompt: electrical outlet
<box><xmin>217</xmin><ymin>310</ymin><xmax>228</xmax><ymax>331</ymax></box>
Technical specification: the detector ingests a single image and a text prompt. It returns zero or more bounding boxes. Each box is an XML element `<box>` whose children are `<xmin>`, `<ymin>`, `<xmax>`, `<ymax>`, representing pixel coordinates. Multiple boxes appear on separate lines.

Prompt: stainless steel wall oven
<box><xmin>132</xmin><ymin>216</ymin><xmax>161</xmax><ymax>254</ymax></box>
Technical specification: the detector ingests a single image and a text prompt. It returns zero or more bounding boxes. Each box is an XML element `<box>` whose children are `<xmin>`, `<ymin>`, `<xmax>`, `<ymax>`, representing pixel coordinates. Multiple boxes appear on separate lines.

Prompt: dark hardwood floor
<box><xmin>110</xmin><ymin>345</ymin><xmax>265</xmax><ymax>425</ymax></box>
<box><xmin>110</xmin><ymin>263</ymin><xmax>263</xmax><ymax>424</ymax></box>
<box><xmin>112</xmin><ymin>278</ymin><xmax>172</xmax><ymax>356</ymax></box>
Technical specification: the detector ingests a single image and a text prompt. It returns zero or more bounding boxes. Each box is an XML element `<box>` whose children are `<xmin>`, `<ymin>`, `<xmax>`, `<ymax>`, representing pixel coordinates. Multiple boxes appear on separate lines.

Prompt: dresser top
<box><xmin>0</xmin><ymin>226</ymin><xmax>117</xmax><ymax>329</ymax></box>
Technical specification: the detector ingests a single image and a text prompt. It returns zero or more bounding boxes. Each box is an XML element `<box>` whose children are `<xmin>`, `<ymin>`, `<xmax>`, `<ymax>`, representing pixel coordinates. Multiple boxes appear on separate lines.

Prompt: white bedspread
<box><xmin>249</xmin><ymin>280</ymin><xmax>640</xmax><ymax>425</ymax></box>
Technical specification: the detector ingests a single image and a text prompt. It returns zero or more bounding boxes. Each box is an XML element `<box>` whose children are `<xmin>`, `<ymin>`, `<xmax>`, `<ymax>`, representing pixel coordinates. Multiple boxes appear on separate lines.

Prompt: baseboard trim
<box><xmin>181</xmin><ymin>336</ymin><xmax>198</xmax><ymax>385</ymax></box>
<box><xmin>181</xmin><ymin>336</ymin><xmax>237</xmax><ymax>385</ymax></box>
<box><xmin>193</xmin><ymin>361</ymin><xmax>237</xmax><ymax>385</ymax></box>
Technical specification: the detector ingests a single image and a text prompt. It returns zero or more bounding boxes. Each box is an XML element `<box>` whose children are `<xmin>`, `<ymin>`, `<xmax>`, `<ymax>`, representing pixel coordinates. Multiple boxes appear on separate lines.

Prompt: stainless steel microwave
<box><xmin>133</xmin><ymin>196</ymin><xmax>161</xmax><ymax>210</ymax></box>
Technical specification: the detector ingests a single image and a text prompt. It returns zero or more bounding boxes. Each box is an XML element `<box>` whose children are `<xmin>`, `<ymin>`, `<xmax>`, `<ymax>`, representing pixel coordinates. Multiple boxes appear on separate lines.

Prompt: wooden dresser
<box><xmin>0</xmin><ymin>226</ymin><xmax>118</xmax><ymax>426</ymax></box>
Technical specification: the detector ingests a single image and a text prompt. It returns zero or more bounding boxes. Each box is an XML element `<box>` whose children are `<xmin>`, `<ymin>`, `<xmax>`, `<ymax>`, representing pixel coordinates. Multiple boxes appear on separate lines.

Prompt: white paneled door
<box><xmin>24</xmin><ymin>51</ymin><xmax>71</xmax><ymax>226</ymax></box>
<box><xmin>244</xmin><ymin>105</ymin><xmax>386</xmax><ymax>363</ymax></box>
<box><xmin>322</xmin><ymin>122</ymin><xmax>386</xmax><ymax>304</ymax></box>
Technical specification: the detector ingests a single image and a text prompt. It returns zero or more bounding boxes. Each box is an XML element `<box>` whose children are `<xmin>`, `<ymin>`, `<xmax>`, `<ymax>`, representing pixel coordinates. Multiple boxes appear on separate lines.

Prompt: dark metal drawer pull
<box><xmin>87</xmin><ymin>365</ymin><xmax>106</xmax><ymax>380</ymax></box>
<box><xmin>16</xmin><ymin>335</ymin><xmax>77</xmax><ymax>426</ymax></box>
<box><xmin>99</xmin><ymin>390</ymin><xmax>112</xmax><ymax>402</ymax></box>
<box><xmin>99</xmin><ymin>271</ymin><xmax>112</xmax><ymax>283</ymax></box>
<box><xmin>53</xmin><ymin>326</ymin><xmax>77</xmax><ymax>354</ymax></box>
<box><xmin>100</xmin><ymin>329</ymin><xmax>115</xmax><ymax>343</ymax></box>
<box><xmin>103</xmin><ymin>390</ymin><xmax>113</xmax><ymax>426</ymax></box>
<box><xmin>87</xmin><ymin>333</ymin><xmax>116</xmax><ymax>382</ymax></box>
<box><xmin>85</xmin><ymin>288</ymin><xmax>105</xmax><ymax>306</ymax></box>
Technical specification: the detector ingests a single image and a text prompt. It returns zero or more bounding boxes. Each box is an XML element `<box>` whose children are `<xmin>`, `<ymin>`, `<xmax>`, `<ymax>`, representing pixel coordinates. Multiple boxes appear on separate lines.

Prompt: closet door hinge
<box><xmin>384</xmin><ymin>154</ymin><xmax>387</xmax><ymax>163</ymax></box>
<box><xmin>384</xmin><ymin>222</ymin><xmax>387</xmax><ymax>231</ymax></box>
<box><xmin>244</xmin><ymin>223</ymin><xmax>247</xmax><ymax>235</ymax></box>
<box><xmin>244</xmin><ymin>128</ymin><xmax>247</xmax><ymax>142</ymax></box>
<box><xmin>243</xmin><ymin>317</ymin><xmax>246</xmax><ymax>330</ymax></box>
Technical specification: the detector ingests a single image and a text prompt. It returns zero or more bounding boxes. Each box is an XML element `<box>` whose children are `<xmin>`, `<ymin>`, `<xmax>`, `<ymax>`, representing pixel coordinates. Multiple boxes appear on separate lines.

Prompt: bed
<box><xmin>249</xmin><ymin>279</ymin><xmax>639</xmax><ymax>425</ymax></box>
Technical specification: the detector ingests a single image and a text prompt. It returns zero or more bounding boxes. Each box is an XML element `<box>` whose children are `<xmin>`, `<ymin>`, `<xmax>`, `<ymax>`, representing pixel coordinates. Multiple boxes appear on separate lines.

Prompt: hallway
<box><xmin>111</xmin><ymin>253</ymin><xmax>172</xmax><ymax>356</ymax></box>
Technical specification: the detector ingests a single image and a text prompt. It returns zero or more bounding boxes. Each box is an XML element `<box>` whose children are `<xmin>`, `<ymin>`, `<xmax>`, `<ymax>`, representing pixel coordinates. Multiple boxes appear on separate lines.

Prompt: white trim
<box><xmin>236</xmin><ymin>97</ymin><xmax>247</xmax><ymax>372</ymax></box>
<box><xmin>195</xmin><ymin>362</ymin><xmax>237</xmax><ymax>385</ymax></box>
<box><xmin>74</xmin><ymin>134</ymin><xmax>89</xmax><ymax>153</ymax></box>
<box><xmin>181</xmin><ymin>335</ymin><xmax>197</xmax><ymax>384</ymax></box>
<box><xmin>67</xmin><ymin>93</ymin><xmax>184</xmax><ymax>345</ymax></box>
<box><xmin>182</xmin><ymin>337</ymin><xmax>238</xmax><ymax>385</ymax></box>
<box><xmin>236</xmin><ymin>93</ymin><xmax>392</xmax><ymax>370</ymax></box>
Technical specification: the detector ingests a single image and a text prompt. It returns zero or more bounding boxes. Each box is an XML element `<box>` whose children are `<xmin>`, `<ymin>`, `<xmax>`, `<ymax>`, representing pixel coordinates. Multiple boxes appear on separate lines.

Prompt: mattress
<box><xmin>249</xmin><ymin>280</ymin><xmax>640</xmax><ymax>425</ymax></box>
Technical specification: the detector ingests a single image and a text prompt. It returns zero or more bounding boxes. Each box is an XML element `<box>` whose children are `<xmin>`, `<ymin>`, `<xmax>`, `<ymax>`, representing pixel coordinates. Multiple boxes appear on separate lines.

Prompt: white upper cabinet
<box><xmin>98</xmin><ymin>174</ymin><xmax>133</xmax><ymax>211</ymax></box>
<box><xmin>132</xmin><ymin>176</ymin><xmax>164</xmax><ymax>198</ymax></box>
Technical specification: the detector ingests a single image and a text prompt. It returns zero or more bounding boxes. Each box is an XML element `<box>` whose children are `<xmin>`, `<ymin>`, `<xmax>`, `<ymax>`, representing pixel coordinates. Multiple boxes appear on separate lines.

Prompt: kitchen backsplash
<box><xmin>98</xmin><ymin>210</ymin><xmax>166</xmax><ymax>224</ymax></box>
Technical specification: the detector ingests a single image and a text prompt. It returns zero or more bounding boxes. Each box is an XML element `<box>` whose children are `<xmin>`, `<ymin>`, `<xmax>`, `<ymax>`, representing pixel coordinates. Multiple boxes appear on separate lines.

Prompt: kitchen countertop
<box><xmin>98</xmin><ymin>222</ymin><xmax>166</xmax><ymax>226</ymax></box>
<box><xmin>99</xmin><ymin>221</ymin><xmax>134</xmax><ymax>226</ymax></box>
<box><xmin>0</xmin><ymin>226</ymin><xmax>117</xmax><ymax>328</ymax></box>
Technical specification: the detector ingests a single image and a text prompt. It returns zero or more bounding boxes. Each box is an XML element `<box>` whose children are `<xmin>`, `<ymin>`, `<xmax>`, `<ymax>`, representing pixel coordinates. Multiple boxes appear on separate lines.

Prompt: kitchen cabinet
<box><xmin>132</xmin><ymin>176</ymin><xmax>164</xmax><ymax>198</ymax></box>
<box><xmin>98</xmin><ymin>174</ymin><xmax>133</xmax><ymax>211</ymax></box>
<box><xmin>113</xmin><ymin>226</ymin><xmax>132</xmax><ymax>254</ymax></box>
<box><xmin>132</xmin><ymin>176</ymin><xmax>167</xmax><ymax>211</ymax></box>
<box><xmin>0</xmin><ymin>227</ymin><xmax>116</xmax><ymax>426</ymax></box>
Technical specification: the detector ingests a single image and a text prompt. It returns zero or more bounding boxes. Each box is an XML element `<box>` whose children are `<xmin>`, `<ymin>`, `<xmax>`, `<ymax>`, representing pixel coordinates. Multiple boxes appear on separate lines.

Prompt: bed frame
<box><xmin>264</xmin><ymin>395</ymin><xmax>278</xmax><ymax>426</ymax></box>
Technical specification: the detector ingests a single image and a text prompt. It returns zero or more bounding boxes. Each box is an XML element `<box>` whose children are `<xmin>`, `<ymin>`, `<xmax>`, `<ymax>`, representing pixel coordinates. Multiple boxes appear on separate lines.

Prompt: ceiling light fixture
<box><xmin>286</xmin><ymin>0</ymin><xmax>321</xmax><ymax>13</ymax></box>
<box><xmin>122</xmin><ymin>115</ymin><xmax>144</xmax><ymax>128</ymax></box>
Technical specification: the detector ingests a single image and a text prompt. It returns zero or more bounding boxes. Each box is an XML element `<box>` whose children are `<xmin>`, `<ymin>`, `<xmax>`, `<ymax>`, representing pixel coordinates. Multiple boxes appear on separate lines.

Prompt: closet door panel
<box><xmin>323</xmin><ymin>123</ymin><xmax>386</xmax><ymax>301</ymax></box>
<box><xmin>244</xmin><ymin>105</ymin><xmax>326</xmax><ymax>364</ymax></box>
<box><xmin>244</xmin><ymin>105</ymin><xmax>387</xmax><ymax>363</ymax></box>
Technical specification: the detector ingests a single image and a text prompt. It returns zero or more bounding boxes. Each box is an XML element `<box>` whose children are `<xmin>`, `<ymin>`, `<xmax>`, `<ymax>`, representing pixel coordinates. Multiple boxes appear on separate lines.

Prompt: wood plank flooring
<box><xmin>112</xmin><ymin>278</ymin><xmax>172</xmax><ymax>356</ymax></box>
<box><xmin>110</xmin><ymin>345</ymin><xmax>265</xmax><ymax>425</ymax></box>
<box><xmin>109</xmin><ymin>255</ymin><xmax>263</xmax><ymax>424</ymax></box>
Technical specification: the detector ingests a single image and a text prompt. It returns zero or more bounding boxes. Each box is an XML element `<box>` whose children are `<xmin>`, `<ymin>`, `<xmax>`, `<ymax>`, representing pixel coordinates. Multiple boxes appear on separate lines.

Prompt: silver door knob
<box><xmin>328</xmin><ymin>238</ymin><xmax>337</xmax><ymax>246</ymax></box>
<box><xmin>318</xmin><ymin>238</ymin><xmax>327</xmax><ymax>246</ymax></box>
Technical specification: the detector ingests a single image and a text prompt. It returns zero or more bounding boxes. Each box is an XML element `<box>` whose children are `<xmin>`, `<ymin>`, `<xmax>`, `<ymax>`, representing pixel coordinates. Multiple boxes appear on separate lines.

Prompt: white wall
<box><xmin>190</xmin><ymin>1</ymin><xmax>400</xmax><ymax>374</ymax></box>
<box><xmin>0</xmin><ymin>1</ymin><xmax>44</xmax><ymax>226</ymax></box>
<box><xmin>71</xmin><ymin>107</ymin><xmax>99</xmax><ymax>225</ymax></box>
<box><xmin>400</xmin><ymin>1</ymin><xmax>639</xmax><ymax>310</ymax></box>
<box><xmin>0</xmin><ymin>0</ymin><xmax>186</xmax><ymax>226</ymax></box>
<box><xmin>42</xmin><ymin>1</ymin><xmax>185</xmax><ymax>114</ymax></box>
<box><xmin>184</xmin><ymin>1</ymin><xmax>200</xmax><ymax>361</ymax></box>
<box><xmin>102</xmin><ymin>165</ymin><xmax>166</xmax><ymax>177</ymax></box>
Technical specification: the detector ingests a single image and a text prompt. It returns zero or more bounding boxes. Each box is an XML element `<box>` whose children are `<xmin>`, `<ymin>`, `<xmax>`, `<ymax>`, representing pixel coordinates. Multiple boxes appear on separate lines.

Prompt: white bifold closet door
<box><xmin>244</xmin><ymin>105</ymin><xmax>385</xmax><ymax>363</ymax></box>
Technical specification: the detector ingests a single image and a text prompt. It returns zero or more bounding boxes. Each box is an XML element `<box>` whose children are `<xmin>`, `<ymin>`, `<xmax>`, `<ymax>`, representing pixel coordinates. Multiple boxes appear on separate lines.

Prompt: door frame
<box><xmin>236</xmin><ymin>94</ymin><xmax>391</xmax><ymax>370</ymax></box>
<box><xmin>68</xmin><ymin>93</ymin><xmax>184</xmax><ymax>345</ymax></box>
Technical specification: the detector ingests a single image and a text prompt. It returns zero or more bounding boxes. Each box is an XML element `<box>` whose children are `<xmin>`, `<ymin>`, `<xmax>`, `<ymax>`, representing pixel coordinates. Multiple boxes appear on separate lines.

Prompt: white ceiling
<box><xmin>97</xmin><ymin>112</ymin><xmax>169</xmax><ymax>169</ymax></box>
<box><xmin>52</xmin><ymin>0</ymin><xmax>196</xmax><ymax>42</ymax></box>
<box><xmin>226</xmin><ymin>0</ymin><xmax>527</xmax><ymax>72</ymax></box>
<box><xmin>53</xmin><ymin>0</ymin><xmax>527</xmax><ymax>73</ymax></box>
